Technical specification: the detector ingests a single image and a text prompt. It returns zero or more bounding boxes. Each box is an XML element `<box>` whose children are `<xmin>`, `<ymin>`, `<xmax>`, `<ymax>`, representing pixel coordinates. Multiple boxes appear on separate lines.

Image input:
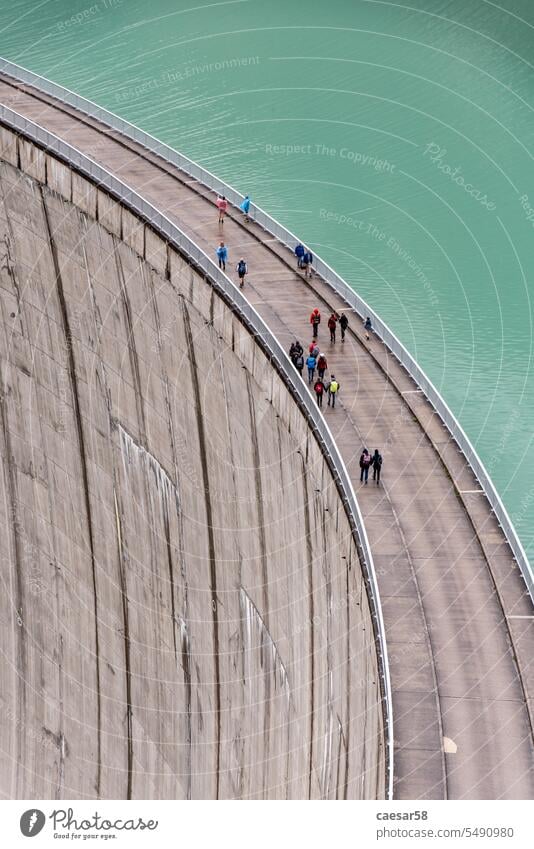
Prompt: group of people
<box><xmin>308</xmin><ymin>308</ymin><xmax>350</xmax><ymax>343</ymax></box>
<box><xmin>359</xmin><ymin>448</ymin><xmax>382</xmax><ymax>485</ymax></box>
<box><xmin>215</xmin><ymin>195</ymin><xmax>251</xmax><ymax>287</ymax></box>
<box><xmin>289</xmin><ymin>339</ymin><xmax>340</xmax><ymax>407</ymax></box>
<box><xmin>214</xmin><ymin>194</ymin><xmax>383</xmax><ymax>483</ymax></box>
<box><xmin>215</xmin><ymin>241</ymin><xmax>248</xmax><ymax>287</ymax></box>
<box><xmin>294</xmin><ymin>243</ymin><xmax>314</xmax><ymax>277</ymax></box>
<box><xmin>289</xmin><ymin>307</ymin><xmax>383</xmax><ymax>485</ymax></box>
<box><xmin>216</xmin><ymin>193</ymin><xmax>251</xmax><ymax>225</ymax></box>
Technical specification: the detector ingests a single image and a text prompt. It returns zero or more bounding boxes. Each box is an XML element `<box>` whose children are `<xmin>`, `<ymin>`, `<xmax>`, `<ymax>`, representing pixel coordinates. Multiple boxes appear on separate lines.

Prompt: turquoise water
<box><xmin>1</xmin><ymin>0</ymin><xmax>533</xmax><ymax>557</ymax></box>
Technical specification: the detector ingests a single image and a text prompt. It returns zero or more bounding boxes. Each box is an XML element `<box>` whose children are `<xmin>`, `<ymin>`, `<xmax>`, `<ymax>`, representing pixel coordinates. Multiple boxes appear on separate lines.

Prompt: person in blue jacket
<box><xmin>295</xmin><ymin>242</ymin><xmax>305</xmax><ymax>268</ymax></box>
<box><xmin>216</xmin><ymin>241</ymin><xmax>228</xmax><ymax>270</ymax></box>
<box><xmin>240</xmin><ymin>195</ymin><xmax>251</xmax><ymax>221</ymax></box>
<box><xmin>302</xmin><ymin>248</ymin><xmax>313</xmax><ymax>277</ymax></box>
<box><xmin>306</xmin><ymin>353</ymin><xmax>316</xmax><ymax>384</ymax></box>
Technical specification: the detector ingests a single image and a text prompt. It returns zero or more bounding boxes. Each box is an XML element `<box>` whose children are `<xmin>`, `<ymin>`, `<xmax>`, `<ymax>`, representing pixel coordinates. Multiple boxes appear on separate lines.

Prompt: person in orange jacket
<box><xmin>310</xmin><ymin>308</ymin><xmax>321</xmax><ymax>338</ymax></box>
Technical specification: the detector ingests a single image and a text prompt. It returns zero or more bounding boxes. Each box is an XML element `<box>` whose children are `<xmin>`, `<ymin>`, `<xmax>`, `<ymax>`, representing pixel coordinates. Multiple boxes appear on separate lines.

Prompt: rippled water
<box><xmin>1</xmin><ymin>0</ymin><xmax>533</xmax><ymax>558</ymax></box>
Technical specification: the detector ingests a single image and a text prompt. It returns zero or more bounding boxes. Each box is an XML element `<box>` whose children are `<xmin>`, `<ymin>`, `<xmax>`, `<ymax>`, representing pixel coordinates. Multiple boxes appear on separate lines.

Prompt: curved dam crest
<box><xmin>0</xmin><ymin>136</ymin><xmax>385</xmax><ymax>799</ymax></box>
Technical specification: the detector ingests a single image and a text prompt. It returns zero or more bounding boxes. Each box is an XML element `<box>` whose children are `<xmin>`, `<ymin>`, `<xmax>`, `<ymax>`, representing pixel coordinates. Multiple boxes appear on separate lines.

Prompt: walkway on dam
<box><xmin>1</xmin><ymin>75</ymin><xmax>533</xmax><ymax>800</ymax></box>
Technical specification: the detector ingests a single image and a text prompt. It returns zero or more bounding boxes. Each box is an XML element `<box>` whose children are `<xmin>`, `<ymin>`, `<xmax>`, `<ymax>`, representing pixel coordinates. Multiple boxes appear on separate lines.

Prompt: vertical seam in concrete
<box><xmin>39</xmin><ymin>185</ymin><xmax>102</xmax><ymax>797</ymax></box>
<box><xmin>218</xmin><ymin>345</ymin><xmax>246</xmax><ymax>796</ymax></box>
<box><xmin>147</xmin><ymin>265</ymin><xmax>180</xmax><ymax>663</ymax></box>
<box><xmin>178</xmin><ymin>614</ymin><xmax>192</xmax><ymax>799</ymax></box>
<box><xmin>181</xmin><ymin>298</ymin><xmax>221</xmax><ymax>799</ymax></box>
<box><xmin>300</xmin><ymin>458</ymin><xmax>315</xmax><ymax>799</ymax></box>
<box><xmin>245</xmin><ymin>372</ymin><xmax>269</xmax><ymax>621</ymax></box>
<box><xmin>0</xmin><ymin>385</ymin><xmax>25</xmax><ymax>796</ymax></box>
<box><xmin>114</xmin><ymin>244</ymin><xmax>147</xmax><ymax>447</ymax></box>
<box><xmin>276</xmin><ymin>418</ymin><xmax>292</xmax><ymax>799</ymax></box>
<box><xmin>344</xmin><ymin>551</ymin><xmax>351</xmax><ymax>800</ymax></box>
<box><xmin>113</xmin><ymin>487</ymin><xmax>133</xmax><ymax>799</ymax></box>
<box><xmin>245</xmin><ymin>370</ymin><xmax>271</xmax><ymax>799</ymax></box>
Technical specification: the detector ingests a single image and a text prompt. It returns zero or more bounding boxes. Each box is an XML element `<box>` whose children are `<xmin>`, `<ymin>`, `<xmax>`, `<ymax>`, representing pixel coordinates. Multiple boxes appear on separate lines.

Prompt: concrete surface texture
<box><xmin>0</xmin><ymin>149</ymin><xmax>385</xmax><ymax>799</ymax></box>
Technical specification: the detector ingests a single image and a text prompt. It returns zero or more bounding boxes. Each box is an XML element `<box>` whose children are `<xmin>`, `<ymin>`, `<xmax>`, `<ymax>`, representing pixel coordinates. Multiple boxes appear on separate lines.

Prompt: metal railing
<box><xmin>0</xmin><ymin>57</ymin><xmax>530</xmax><ymax>605</ymax></box>
<box><xmin>0</xmin><ymin>103</ymin><xmax>394</xmax><ymax>800</ymax></box>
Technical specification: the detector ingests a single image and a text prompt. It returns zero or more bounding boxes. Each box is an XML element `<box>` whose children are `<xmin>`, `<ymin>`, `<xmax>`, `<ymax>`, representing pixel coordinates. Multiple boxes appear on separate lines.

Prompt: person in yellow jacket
<box><xmin>326</xmin><ymin>374</ymin><xmax>340</xmax><ymax>408</ymax></box>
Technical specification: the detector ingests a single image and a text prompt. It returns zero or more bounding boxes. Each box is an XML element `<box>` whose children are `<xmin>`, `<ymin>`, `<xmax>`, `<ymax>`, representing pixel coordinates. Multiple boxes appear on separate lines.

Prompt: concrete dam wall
<box><xmin>0</xmin><ymin>132</ymin><xmax>385</xmax><ymax>799</ymax></box>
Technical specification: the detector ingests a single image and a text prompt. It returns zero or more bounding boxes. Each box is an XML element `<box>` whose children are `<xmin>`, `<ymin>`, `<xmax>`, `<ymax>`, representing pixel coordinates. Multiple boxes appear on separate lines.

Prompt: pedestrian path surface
<box><xmin>1</xmin><ymin>75</ymin><xmax>533</xmax><ymax>799</ymax></box>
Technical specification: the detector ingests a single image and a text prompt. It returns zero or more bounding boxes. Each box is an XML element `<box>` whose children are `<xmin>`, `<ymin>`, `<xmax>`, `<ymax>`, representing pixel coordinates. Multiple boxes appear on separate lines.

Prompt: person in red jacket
<box><xmin>317</xmin><ymin>353</ymin><xmax>327</xmax><ymax>379</ymax></box>
<box><xmin>310</xmin><ymin>308</ymin><xmax>321</xmax><ymax>338</ymax></box>
<box><xmin>313</xmin><ymin>378</ymin><xmax>325</xmax><ymax>408</ymax></box>
<box><xmin>216</xmin><ymin>194</ymin><xmax>228</xmax><ymax>224</ymax></box>
<box><xmin>328</xmin><ymin>313</ymin><xmax>338</xmax><ymax>343</ymax></box>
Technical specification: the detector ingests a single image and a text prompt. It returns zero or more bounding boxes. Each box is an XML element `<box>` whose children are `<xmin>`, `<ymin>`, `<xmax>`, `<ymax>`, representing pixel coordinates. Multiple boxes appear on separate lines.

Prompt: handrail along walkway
<box><xmin>0</xmin><ymin>103</ymin><xmax>394</xmax><ymax>800</ymax></box>
<box><xmin>0</xmin><ymin>57</ymin><xmax>530</xmax><ymax>604</ymax></box>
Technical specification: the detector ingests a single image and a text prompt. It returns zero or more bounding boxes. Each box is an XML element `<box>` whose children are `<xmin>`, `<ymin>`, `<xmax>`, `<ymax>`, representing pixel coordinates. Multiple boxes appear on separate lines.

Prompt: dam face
<box><xmin>0</xmin><ymin>135</ymin><xmax>385</xmax><ymax>799</ymax></box>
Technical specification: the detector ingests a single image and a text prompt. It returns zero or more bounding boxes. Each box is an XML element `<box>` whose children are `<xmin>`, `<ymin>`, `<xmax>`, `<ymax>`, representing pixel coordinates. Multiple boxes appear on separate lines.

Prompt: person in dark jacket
<box><xmin>313</xmin><ymin>378</ymin><xmax>325</xmax><ymax>408</ymax></box>
<box><xmin>360</xmin><ymin>448</ymin><xmax>372</xmax><ymax>484</ymax></box>
<box><xmin>328</xmin><ymin>312</ymin><xmax>338</xmax><ymax>343</ymax></box>
<box><xmin>236</xmin><ymin>258</ymin><xmax>248</xmax><ymax>287</ymax></box>
<box><xmin>294</xmin><ymin>353</ymin><xmax>304</xmax><ymax>375</ymax></box>
<box><xmin>295</xmin><ymin>242</ymin><xmax>305</xmax><ymax>267</ymax></box>
<box><xmin>339</xmin><ymin>312</ymin><xmax>349</xmax><ymax>342</ymax></box>
<box><xmin>372</xmin><ymin>449</ymin><xmax>382</xmax><ymax>485</ymax></box>
<box><xmin>364</xmin><ymin>316</ymin><xmax>373</xmax><ymax>340</ymax></box>
<box><xmin>289</xmin><ymin>339</ymin><xmax>303</xmax><ymax>363</ymax></box>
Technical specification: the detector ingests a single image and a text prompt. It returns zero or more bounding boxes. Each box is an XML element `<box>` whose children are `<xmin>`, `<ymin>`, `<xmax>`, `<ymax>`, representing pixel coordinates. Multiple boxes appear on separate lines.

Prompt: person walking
<box><xmin>372</xmin><ymin>449</ymin><xmax>382</xmax><ymax>485</ymax></box>
<box><xmin>289</xmin><ymin>340</ymin><xmax>303</xmax><ymax>363</ymax></box>
<box><xmin>360</xmin><ymin>448</ymin><xmax>372</xmax><ymax>484</ymax></box>
<box><xmin>236</xmin><ymin>258</ymin><xmax>248</xmax><ymax>288</ymax></box>
<box><xmin>216</xmin><ymin>241</ymin><xmax>227</xmax><ymax>270</ymax></box>
<box><xmin>302</xmin><ymin>247</ymin><xmax>313</xmax><ymax>277</ymax></box>
<box><xmin>310</xmin><ymin>308</ymin><xmax>321</xmax><ymax>338</ymax></box>
<box><xmin>216</xmin><ymin>194</ymin><xmax>228</xmax><ymax>224</ymax></box>
<box><xmin>327</xmin><ymin>374</ymin><xmax>340</xmax><ymax>408</ymax></box>
<box><xmin>306</xmin><ymin>353</ymin><xmax>316</xmax><ymax>384</ymax></box>
<box><xmin>328</xmin><ymin>312</ymin><xmax>338</xmax><ymax>343</ymax></box>
<box><xmin>313</xmin><ymin>378</ymin><xmax>325</xmax><ymax>408</ymax></box>
<box><xmin>339</xmin><ymin>312</ymin><xmax>349</xmax><ymax>342</ymax></box>
<box><xmin>294</xmin><ymin>352</ymin><xmax>304</xmax><ymax>376</ymax></box>
<box><xmin>240</xmin><ymin>195</ymin><xmax>251</xmax><ymax>221</ymax></box>
<box><xmin>364</xmin><ymin>316</ymin><xmax>373</xmax><ymax>340</ymax></box>
<box><xmin>295</xmin><ymin>242</ymin><xmax>305</xmax><ymax>268</ymax></box>
<box><xmin>317</xmin><ymin>352</ymin><xmax>327</xmax><ymax>380</ymax></box>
